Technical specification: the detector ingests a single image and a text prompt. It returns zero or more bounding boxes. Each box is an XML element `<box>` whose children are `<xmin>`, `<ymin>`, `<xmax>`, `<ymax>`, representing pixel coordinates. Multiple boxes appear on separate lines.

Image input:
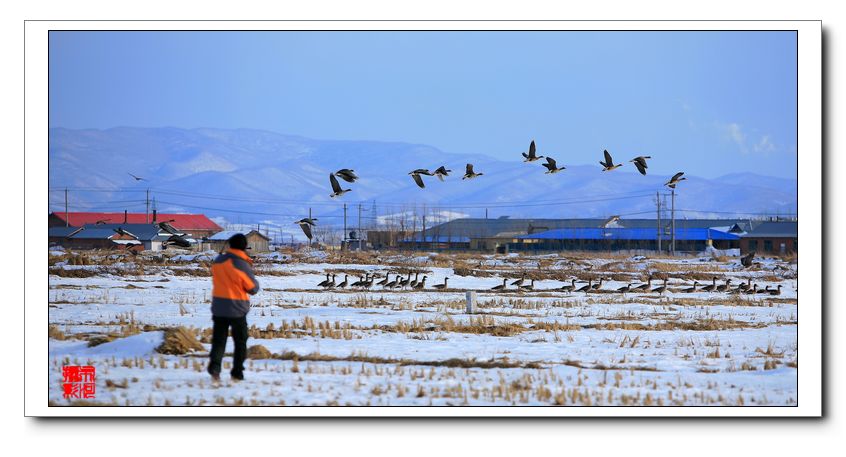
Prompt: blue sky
<box><xmin>49</xmin><ymin>31</ymin><xmax>797</xmax><ymax>179</ymax></box>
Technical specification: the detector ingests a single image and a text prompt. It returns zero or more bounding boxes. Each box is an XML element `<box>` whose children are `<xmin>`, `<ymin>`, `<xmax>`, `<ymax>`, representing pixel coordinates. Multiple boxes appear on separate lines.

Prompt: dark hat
<box><xmin>228</xmin><ymin>233</ymin><xmax>248</xmax><ymax>250</ymax></box>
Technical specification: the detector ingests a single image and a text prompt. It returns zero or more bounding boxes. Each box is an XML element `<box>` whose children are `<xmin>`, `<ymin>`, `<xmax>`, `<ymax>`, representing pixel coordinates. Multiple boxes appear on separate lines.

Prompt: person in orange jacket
<box><xmin>207</xmin><ymin>233</ymin><xmax>259</xmax><ymax>381</ymax></box>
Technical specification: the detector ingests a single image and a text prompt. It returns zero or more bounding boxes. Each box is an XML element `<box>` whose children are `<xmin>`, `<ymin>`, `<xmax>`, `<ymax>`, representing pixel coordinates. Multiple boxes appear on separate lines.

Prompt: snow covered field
<box><xmin>47</xmin><ymin>249</ymin><xmax>798</xmax><ymax>407</ymax></box>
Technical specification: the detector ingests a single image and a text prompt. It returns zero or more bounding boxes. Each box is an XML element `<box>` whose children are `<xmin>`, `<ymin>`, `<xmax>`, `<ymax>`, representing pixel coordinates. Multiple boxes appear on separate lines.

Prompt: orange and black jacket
<box><xmin>211</xmin><ymin>248</ymin><xmax>260</xmax><ymax>317</ymax></box>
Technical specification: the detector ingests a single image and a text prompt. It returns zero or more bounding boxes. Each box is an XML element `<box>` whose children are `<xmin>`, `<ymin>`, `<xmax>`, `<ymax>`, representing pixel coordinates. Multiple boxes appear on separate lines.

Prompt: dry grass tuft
<box><xmin>156</xmin><ymin>327</ymin><xmax>205</xmax><ymax>355</ymax></box>
<box><xmin>247</xmin><ymin>344</ymin><xmax>273</xmax><ymax>360</ymax></box>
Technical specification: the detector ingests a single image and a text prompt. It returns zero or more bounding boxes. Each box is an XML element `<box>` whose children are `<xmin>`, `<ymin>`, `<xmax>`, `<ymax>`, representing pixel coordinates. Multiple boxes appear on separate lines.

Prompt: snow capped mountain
<box><xmin>49</xmin><ymin>127</ymin><xmax>798</xmax><ymax>238</ymax></box>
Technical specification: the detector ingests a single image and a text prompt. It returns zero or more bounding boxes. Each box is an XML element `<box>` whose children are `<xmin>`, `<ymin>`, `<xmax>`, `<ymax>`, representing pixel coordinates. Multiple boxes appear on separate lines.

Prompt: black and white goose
<box><xmin>599</xmin><ymin>150</ymin><xmax>622</xmax><ymax>171</ymax></box>
<box><xmin>433</xmin><ymin>277</ymin><xmax>449</xmax><ymax>290</ymax></box>
<box><xmin>542</xmin><ymin>157</ymin><xmax>565</xmax><ymax>174</ymax></box>
<box><xmin>334</xmin><ymin>169</ymin><xmax>359</xmax><ymax>183</ymax></box>
<box><xmin>316</xmin><ymin>273</ymin><xmax>331</xmax><ymax>288</ymax></box>
<box><xmin>522</xmin><ymin>140</ymin><xmax>543</xmax><ymax>162</ymax></box>
<box><xmin>665</xmin><ymin>172</ymin><xmax>686</xmax><ymax>189</ymax></box>
<box><xmin>413</xmin><ymin>276</ymin><xmax>427</xmax><ymax>290</ymax></box>
<box><xmin>329</xmin><ymin>173</ymin><xmax>352</xmax><ymax>198</ymax></box>
<box><xmin>295</xmin><ymin>217</ymin><xmax>318</xmax><ymax>240</ymax></box>
<box><xmin>632</xmin><ymin>279</ymin><xmax>652</xmax><ymax>292</ymax></box>
<box><xmin>629</xmin><ymin>156</ymin><xmax>651</xmax><ymax>175</ymax></box>
<box><xmin>433</xmin><ymin>166</ymin><xmax>452</xmax><ymax>181</ymax></box>
<box><xmin>560</xmin><ymin>279</ymin><xmax>576</xmax><ymax>293</ymax></box>
<box><xmin>510</xmin><ymin>274</ymin><xmax>526</xmax><ymax>287</ymax></box>
<box><xmin>462</xmin><ymin>163</ymin><xmax>483</xmax><ymax>180</ymax></box>
<box><xmin>617</xmin><ymin>283</ymin><xmax>632</xmax><ymax>294</ymax></box>
<box><xmin>682</xmin><ymin>281</ymin><xmax>699</xmax><ymax>293</ymax></box>
<box><xmin>409</xmin><ymin>169</ymin><xmax>433</xmax><ymax>189</ymax></box>
<box><xmin>491</xmin><ymin>278</ymin><xmax>507</xmax><ymax>291</ymax></box>
<box><xmin>651</xmin><ymin>279</ymin><xmax>668</xmax><ymax>295</ymax></box>
<box><xmin>519</xmin><ymin>279</ymin><xmax>535</xmax><ymax>291</ymax></box>
<box><xmin>576</xmin><ymin>280</ymin><xmax>593</xmax><ymax>293</ymax></box>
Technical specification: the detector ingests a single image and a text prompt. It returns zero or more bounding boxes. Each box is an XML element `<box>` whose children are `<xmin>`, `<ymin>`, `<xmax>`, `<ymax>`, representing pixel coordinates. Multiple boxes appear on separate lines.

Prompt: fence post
<box><xmin>465</xmin><ymin>291</ymin><xmax>477</xmax><ymax>314</ymax></box>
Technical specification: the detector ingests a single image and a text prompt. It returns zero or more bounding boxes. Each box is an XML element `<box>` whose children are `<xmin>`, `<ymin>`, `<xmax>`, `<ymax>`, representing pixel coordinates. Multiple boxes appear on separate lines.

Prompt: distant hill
<box><xmin>49</xmin><ymin>127</ymin><xmax>798</xmax><ymax>240</ymax></box>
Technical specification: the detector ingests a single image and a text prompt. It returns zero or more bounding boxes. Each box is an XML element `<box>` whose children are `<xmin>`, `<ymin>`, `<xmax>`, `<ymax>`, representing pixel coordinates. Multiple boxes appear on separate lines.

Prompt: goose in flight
<box><xmin>599</xmin><ymin>150</ymin><xmax>622</xmax><ymax>171</ymax></box>
<box><xmin>329</xmin><ymin>173</ymin><xmax>352</xmax><ymax>198</ymax></box>
<box><xmin>522</xmin><ymin>140</ymin><xmax>543</xmax><ymax>162</ymax></box>
<box><xmin>629</xmin><ymin>156</ymin><xmax>651</xmax><ymax>175</ymax></box>
<box><xmin>462</xmin><ymin>163</ymin><xmax>483</xmax><ymax>180</ymax></box>
<box><xmin>295</xmin><ymin>217</ymin><xmax>318</xmax><ymax>240</ymax></box>
<box><xmin>128</xmin><ymin>172</ymin><xmax>146</xmax><ymax>181</ymax></box>
<box><xmin>665</xmin><ymin>172</ymin><xmax>686</xmax><ymax>189</ymax></box>
<box><xmin>433</xmin><ymin>166</ymin><xmax>452</xmax><ymax>181</ymax></box>
<box><xmin>409</xmin><ymin>169</ymin><xmax>433</xmax><ymax>189</ymax></box>
<box><xmin>542</xmin><ymin>157</ymin><xmax>565</xmax><ymax>174</ymax></box>
<box><xmin>334</xmin><ymin>169</ymin><xmax>359</xmax><ymax>183</ymax></box>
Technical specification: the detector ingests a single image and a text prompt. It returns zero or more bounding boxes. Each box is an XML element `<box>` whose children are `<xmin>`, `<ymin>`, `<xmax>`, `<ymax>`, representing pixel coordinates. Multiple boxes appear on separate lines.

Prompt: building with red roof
<box><xmin>49</xmin><ymin>211</ymin><xmax>222</xmax><ymax>239</ymax></box>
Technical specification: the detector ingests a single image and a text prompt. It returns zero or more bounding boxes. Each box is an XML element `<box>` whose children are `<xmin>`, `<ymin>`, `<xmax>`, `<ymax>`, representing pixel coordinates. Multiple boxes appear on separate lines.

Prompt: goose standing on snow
<box><xmin>336</xmin><ymin>275</ymin><xmax>349</xmax><ymax>289</ymax></box>
<box><xmin>576</xmin><ymin>280</ymin><xmax>593</xmax><ymax>293</ymax></box>
<box><xmin>491</xmin><ymin>278</ymin><xmax>507</xmax><ymax>291</ymax></box>
<box><xmin>599</xmin><ymin>150</ymin><xmax>622</xmax><ymax>171</ymax></box>
<box><xmin>522</xmin><ymin>140</ymin><xmax>543</xmax><ymax>162</ymax></box>
<box><xmin>511</xmin><ymin>273</ymin><xmax>526</xmax><ymax>287</ymax></box>
<box><xmin>560</xmin><ymin>279</ymin><xmax>576</xmax><ymax>293</ymax></box>
<box><xmin>542</xmin><ymin>157</ymin><xmax>565</xmax><ymax>174</ymax></box>
<box><xmin>682</xmin><ymin>281</ymin><xmax>699</xmax><ymax>293</ymax></box>
<box><xmin>632</xmin><ymin>278</ymin><xmax>652</xmax><ymax>292</ymax></box>
<box><xmin>433</xmin><ymin>277</ymin><xmax>449</xmax><ymax>290</ymax></box>
<box><xmin>651</xmin><ymin>278</ymin><xmax>668</xmax><ymax>295</ymax></box>
<box><xmin>462</xmin><ymin>163</ymin><xmax>483</xmax><ymax>180</ymax></box>
<box><xmin>665</xmin><ymin>172</ymin><xmax>687</xmax><ymax>189</ymax></box>
<box><xmin>769</xmin><ymin>284</ymin><xmax>783</xmax><ymax>296</ymax></box>
<box><xmin>316</xmin><ymin>273</ymin><xmax>331</xmax><ymax>288</ymax></box>
<box><xmin>295</xmin><ymin>217</ymin><xmax>318</xmax><ymax>240</ymax></box>
<box><xmin>409</xmin><ymin>169</ymin><xmax>433</xmax><ymax>189</ymax></box>
<box><xmin>413</xmin><ymin>276</ymin><xmax>427</xmax><ymax>290</ymax></box>
<box><xmin>329</xmin><ymin>173</ymin><xmax>352</xmax><ymax>198</ymax></box>
<box><xmin>617</xmin><ymin>283</ymin><xmax>632</xmax><ymax>294</ymax></box>
<box><xmin>377</xmin><ymin>274</ymin><xmax>390</xmax><ymax>287</ymax></box>
<box><xmin>716</xmin><ymin>279</ymin><xmax>732</xmax><ymax>293</ymax></box>
<box><xmin>519</xmin><ymin>279</ymin><xmax>535</xmax><ymax>291</ymax></box>
<box><xmin>701</xmin><ymin>277</ymin><xmax>718</xmax><ymax>292</ymax></box>
<box><xmin>433</xmin><ymin>166</ymin><xmax>452</xmax><ymax>181</ymax></box>
<box><xmin>629</xmin><ymin>156</ymin><xmax>651</xmax><ymax>175</ymax></box>
<box><xmin>334</xmin><ymin>169</ymin><xmax>359</xmax><ymax>183</ymax></box>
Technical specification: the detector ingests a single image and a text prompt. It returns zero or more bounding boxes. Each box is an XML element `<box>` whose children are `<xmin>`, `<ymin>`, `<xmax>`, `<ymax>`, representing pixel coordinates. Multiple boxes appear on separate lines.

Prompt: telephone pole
<box><xmin>64</xmin><ymin>188</ymin><xmax>69</xmax><ymax>227</ymax></box>
<box><xmin>656</xmin><ymin>191</ymin><xmax>662</xmax><ymax>252</ymax></box>
<box><xmin>343</xmin><ymin>203</ymin><xmax>348</xmax><ymax>248</ymax></box>
<box><xmin>145</xmin><ymin>188</ymin><xmax>150</xmax><ymax>223</ymax></box>
<box><xmin>671</xmin><ymin>188</ymin><xmax>676</xmax><ymax>255</ymax></box>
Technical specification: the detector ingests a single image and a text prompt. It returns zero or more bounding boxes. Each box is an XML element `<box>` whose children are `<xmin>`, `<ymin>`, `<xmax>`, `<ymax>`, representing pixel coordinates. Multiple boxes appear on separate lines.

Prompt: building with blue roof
<box><xmin>509</xmin><ymin>227</ymin><xmax>740</xmax><ymax>253</ymax></box>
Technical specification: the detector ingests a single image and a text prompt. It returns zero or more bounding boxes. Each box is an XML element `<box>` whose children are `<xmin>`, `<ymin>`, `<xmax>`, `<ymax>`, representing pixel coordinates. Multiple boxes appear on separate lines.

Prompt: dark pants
<box><xmin>208</xmin><ymin>315</ymin><xmax>248</xmax><ymax>379</ymax></box>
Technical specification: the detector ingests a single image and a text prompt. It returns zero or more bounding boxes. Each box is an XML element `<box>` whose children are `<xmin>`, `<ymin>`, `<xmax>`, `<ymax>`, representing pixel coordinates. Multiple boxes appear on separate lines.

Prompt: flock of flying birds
<box><xmin>295</xmin><ymin>140</ymin><xmax>687</xmax><ymax>241</ymax></box>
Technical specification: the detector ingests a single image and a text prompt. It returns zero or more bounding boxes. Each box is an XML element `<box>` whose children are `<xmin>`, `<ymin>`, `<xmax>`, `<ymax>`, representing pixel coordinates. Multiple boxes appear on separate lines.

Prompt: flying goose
<box><xmin>576</xmin><ymin>280</ymin><xmax>593</xmax><ymax>293</ymax></box>
<box><xmin>740</xmin><ymin>252</ymin><xmax>755</xmax><ymax>268</ymax></box>
<box><xmin>409</xmin><ymin>169</ymin><xmax>433</xmax><ymax>189</ymax></box>
<box><xmin>665</xmin><ymin>172</ymin><xmax>686</xmax><ymax>189</ymax></box>
<box><xmin>682</xmin><ymin>281</ymin><xmax>699</xmax><ymax>293</ymax></box>
<box><xmin>491</xmin><ymin>278</ymin><xmax>508</xmax><ymax>291</ymax></box>
<box><xmin>433</xmin><ymin>166</ymin><xmax>452</xmax><ymax>181</ymax></box>
<box><xmin>295</xmin><ymin>217</ymin><xmax>318</xmax><ymax>240</ymax></box>
<box><xmin>629</xmin><ymin>156</ymin><xmax>651</xmax><ymax>175</ymax></box>
<box><xmin>522</xmin><ymin>140</ymin><xmax>543</xmax><ymax>162</ymax></box>
<box><xmin>462</xmin><ymin>163</ymin><xmax>483</xmax><ymax>180</ymax></box>
<box><xmin>433</xmin><ymin>277</ymin><xmax>449</xmax><ymax>290</ymax></box>
<box><xmin>329</xmin><ymin>173</ymin><xmax>352</xmax><ymax>198</ymax></box>
<box><xmin>542</xmin><ymin>157</ymin><xmax>565</xmax><ymax>174</ymax></box>
<box><xmin>128</xmin><ymin>172</ymin><xmax>146</xmax><ymax>181</ymax></box>
<box><xmin>413</xmin><ymin>276</ymin><xmax>427</xmax><ymax>290</ymax></box>
<box><xmin>599</xmin><ymin>150</ymin><xmax>622</xmax><ymax>171</ymax></box>
<box><xmin>334</xmin><ymin>169</ymin><xmax>359</xmax><ymax>183</ymax></box>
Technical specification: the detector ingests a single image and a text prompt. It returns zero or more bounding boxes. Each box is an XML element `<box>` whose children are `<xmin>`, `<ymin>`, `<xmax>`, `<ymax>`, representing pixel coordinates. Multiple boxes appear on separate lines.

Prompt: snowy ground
<box><xmin>48</xmin><ymin>249</ymin><xmax>798</xmax><ymax>407</ymax></box>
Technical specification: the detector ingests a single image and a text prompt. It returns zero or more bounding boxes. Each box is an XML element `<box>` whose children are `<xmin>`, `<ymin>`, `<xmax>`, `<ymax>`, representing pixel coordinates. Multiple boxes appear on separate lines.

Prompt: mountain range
<box><xmin>49</xmin><ymin>127</ymin><xmax>798</xmax><ymax>240</ymax></box>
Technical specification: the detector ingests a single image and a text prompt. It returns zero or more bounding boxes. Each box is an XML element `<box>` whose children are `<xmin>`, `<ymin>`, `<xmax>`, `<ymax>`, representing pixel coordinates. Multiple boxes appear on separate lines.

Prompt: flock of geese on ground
<box><xmin>294</xmin><ymin>141</ymin><xmax>688</xmax><ymax>240</ymax></box>
<box><xmin>311</xmin><ymin>271</ymin><xmax>783</xmax><ymax>296</ymax></box>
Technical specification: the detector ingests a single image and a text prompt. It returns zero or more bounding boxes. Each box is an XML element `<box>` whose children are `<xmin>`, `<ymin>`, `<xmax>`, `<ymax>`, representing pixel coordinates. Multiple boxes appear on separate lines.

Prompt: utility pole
<box><xmin>145</xmin><ymin>188</ymin><xmax>150</xmax><ymax>223</ymax></box>
<box><xmin>343</xmin><ymin>203</ymin><xmax>347</xmax><ymax>249</ymax></box>
<box><xmin>485</xmin><ymin>208</ymin><xmax>488</xmax><ymax>220</ymax></box>
<box><xmin>357</xmin><ymin>203</ymin><xmax>362</xmax><ymax>250</ymax></box>
<box><xmin>656</xmin><ymin>191</ymin><xmax>662</xmax><ymax>252</ymax></box>
<box><xmin>671</xmin><ymin>188</ymin><xmax>676</xmax><ymax>255</ymax></box>
<box><xmin>64</xmin><ymin>188</ymin><xmax>69</xmax><ymax>227</ymax></box>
